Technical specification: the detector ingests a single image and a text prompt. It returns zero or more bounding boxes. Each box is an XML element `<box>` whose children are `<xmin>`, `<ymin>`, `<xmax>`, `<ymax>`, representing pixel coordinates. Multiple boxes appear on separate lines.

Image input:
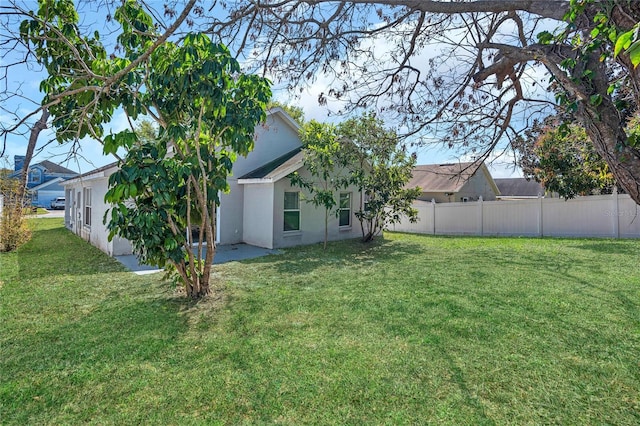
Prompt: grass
<box><xmin>1</xmin><ymin>219</ymin><xmax>639</xmax><ymax>424</ymax></box>
<box><xmin>22</xmin><ymin>207</ymin><xmax>49</xmax><ymax>215</ymax></box>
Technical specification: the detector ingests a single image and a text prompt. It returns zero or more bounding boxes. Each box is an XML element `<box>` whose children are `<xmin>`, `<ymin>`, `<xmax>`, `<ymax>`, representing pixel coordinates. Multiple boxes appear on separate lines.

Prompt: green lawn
<box><xmin>1</xmin><ymin>219</ymin><xmax>639</xmax><ymax>424</ymax></box>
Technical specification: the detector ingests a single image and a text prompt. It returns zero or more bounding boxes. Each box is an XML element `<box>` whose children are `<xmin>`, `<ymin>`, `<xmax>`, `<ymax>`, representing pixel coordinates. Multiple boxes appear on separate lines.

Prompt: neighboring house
<box><xmin>494</xmin><ymin>178</ymin><xmax>546</xmax><ymax>200</ymax></box>
<box><xmin>63</xmin><ymin>107</ymin><xmax>363</xmax><ymax>256</ymax></box>
<box><xmin>407</xmin><ymin>161</ymin><xmax>500</xmax><ymax>203</ymax></box>
<box><xmin>8</xmin><ymin>156</ymin><xmax>78</xmax><ymax>207</ymax></box>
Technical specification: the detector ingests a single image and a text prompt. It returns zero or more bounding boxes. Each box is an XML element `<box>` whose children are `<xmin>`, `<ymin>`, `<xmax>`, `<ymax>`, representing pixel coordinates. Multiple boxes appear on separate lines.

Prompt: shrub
<box><xmin>0</xmin><ymin>178</ymin><xmax>31</xmax><ymax>252</ymax></box>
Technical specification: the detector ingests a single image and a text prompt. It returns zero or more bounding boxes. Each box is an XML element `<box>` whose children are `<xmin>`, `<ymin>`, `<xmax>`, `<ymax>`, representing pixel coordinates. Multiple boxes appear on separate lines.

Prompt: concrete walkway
<box><xmin>115</xmin><ymin>243</ymin><xmax>281</xmax><ymax>274</ymax></box>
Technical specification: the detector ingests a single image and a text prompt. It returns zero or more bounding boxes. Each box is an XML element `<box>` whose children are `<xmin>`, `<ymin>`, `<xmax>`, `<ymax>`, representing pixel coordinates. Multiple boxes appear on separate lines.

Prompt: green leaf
<box><xmin>627</xmin><ymin>41</ymin><xmax>640</xmax><ymax>67</ymax></box>
<box><xmin>537</xmin><ymin>31</ymin><xmax>554</xmax><ymax>44</ymax></box>
<box><xmin>614</xmin><ymin>30</ymin><xmax>634</xmax><ymax>57</ymax></box>
<box><xmin>589</xmin><ymin>94</ymin><xmax>602</xmax><ymax>106</ymax></box>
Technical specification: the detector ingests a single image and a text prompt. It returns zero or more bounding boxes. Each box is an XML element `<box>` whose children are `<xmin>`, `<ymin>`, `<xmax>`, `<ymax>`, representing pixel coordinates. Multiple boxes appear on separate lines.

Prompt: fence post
<box><xmin>538</xmin><ymin>194</ymin><xmax>543</xmax><ymax>237</ymax></box>
<box><xmin>613</xmin><ymin>187</ymin><xmax>620</xmax><ymax>239</ymax></box>
<box><xmin>431</xmin><ymin>198</ymin><xmax>436</xmax><ymax>235</ymax></box>
<box><xmin>478</xmin><ymin>196</ymin><xmax>483</xmax><ymax>236</ymax></box>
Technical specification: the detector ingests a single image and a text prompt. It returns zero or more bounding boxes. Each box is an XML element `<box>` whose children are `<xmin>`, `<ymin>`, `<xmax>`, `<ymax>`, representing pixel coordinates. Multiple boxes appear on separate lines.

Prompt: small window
<box><xmin>339</xmin><ymin>192</ymin><xmax>351</xmax><ymax>227</ymax></box>
<box><xmin>29</xmin><ymin>169</ymin><xmax>40</xmax><ymax>183</ymax></box>
<box><xmin>284</xmin><ymin>191</ymin><xmax>300</xmax><ymax>232</ymax></box>
<box><xmin>83</xmin><ymin>187</ymin><xmax>92</xmax><ymax>227</ymax></box>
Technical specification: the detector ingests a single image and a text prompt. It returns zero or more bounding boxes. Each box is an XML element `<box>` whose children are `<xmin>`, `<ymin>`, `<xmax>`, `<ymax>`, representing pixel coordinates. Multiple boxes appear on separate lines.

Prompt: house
<box><xmin>8</xmin><ymin>156</ymin><xmax>78</xmax><ymax>207</ymax></box>
<box><xmin>63</xmin><ymin>107</ymin><xmax>363</xmax><ymax>256</ymax></box>
<box><xmin>494</xmin><ymin>178</ymin><xmax>546</xmax><ymax>200</ymax></box>
<box><xmin>407</xmin><ymin>161</ymin><xmax>500</xmax><ymax>203</ymax></box>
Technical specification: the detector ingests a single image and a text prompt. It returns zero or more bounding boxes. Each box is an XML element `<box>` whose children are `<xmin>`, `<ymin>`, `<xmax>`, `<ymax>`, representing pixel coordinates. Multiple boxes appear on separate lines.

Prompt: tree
<box><xmin>1</xmin><ymin>0</ymin><xmax>204</xmax><ymax>199</ymax></box>
<box><xmin>337</xmin><ymin>113</ymin><xmax>420</xmax><ymax>242</ymax></box>
<box><xmin>514</xmin><ymin>117</ymin><xmax>616</xmax><ymax>199</ymax></box>
<box><xmin>0</xmin><ymin>175</ymin><xmax>31</xmax><ymax>252</ymax></box>
<box><xmin>290</xmin><ymin>120</ymin><xmax>349</xmax><ymax>249</ymax></box>
<box><xmin>21</xmin><ymin>1</ymin><xmax>271</xmax><ymax>298</ymax></box>
<box><xmin>6</xmin><ymin>1</ymin><xmax>640</xmax><ymax>206</ymax></box>
<box><xmin>204</xmin><ymin>0</ymin><xmax>640</xmax><ymax>206</ymax></box>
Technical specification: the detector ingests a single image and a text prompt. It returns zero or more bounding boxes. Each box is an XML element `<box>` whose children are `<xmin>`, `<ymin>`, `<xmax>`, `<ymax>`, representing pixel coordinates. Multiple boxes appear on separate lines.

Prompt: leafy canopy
<box><xmin>337</xmin><ymin>113</ymin><xmax>419</xmax><ymax>242</ymax></box>
<box><xmin>21</xmin><ymin>0</ymin><xmax>271</xmax><ymax>298</ymax></box>
<box><xmin>290</xmin><ymin>120</ymin><xmax>350</xmax><ymax>249</ymax></box>
<box><xmin>514</xmin><ymin>117</ymin><xmax>616</xmax><ymax>199</ymax></box>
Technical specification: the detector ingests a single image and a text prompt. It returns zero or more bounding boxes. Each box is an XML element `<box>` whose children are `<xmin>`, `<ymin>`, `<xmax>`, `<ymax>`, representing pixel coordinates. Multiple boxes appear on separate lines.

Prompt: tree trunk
<box><xmin>576</xmin><ymin>56</ymin><xmax>640</xmax><ymax>205</ymax></box>
<box><xmin>324</xmin><ymin>208</ymin><xmax>328</xmax><ymax>250</ymax></box>
<box><xmin>20</xmin><ymin>109</ymin><xmax>49</xmax><ymax>197</ymax></box>
<box><xmin>580</xmin><ymin>104</ymin><xmax>640</xmax><ymax>204</ymax></box>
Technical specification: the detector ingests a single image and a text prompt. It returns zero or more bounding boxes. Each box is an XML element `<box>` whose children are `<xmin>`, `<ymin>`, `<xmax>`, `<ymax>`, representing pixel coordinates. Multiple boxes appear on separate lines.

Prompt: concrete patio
<box><xmin>115</xmin><ymin>243</ymin><xmax>281</xmax><ymax>275</ymax></box>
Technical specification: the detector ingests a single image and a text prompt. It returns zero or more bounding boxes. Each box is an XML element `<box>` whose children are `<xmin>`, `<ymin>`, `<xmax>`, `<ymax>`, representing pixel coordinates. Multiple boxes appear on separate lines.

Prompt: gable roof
<box><xmin>38</xmin><ymin>160</ymin><xmax>77</xmax><ymax>175</ymax></box>
<box><xmin>407</xmin><ymin>162</ymin><xmax>485</xmax><ymax>193</ymax></box>
<box><xmin>266</xmin><ymin>107</ymin><xmax>302</xmax><ymax>133</ymax></box>
<box><xmin>9</xmin><ymin>159</ymin><xmax>78</xmax><ymax>178</ymax></box>
<box><xmin>494</xmin><ymin>178</ymin><xmax>544</xmax><ymax>197</ymax></box>
<box><xmin>238</xmin><ymin>148</ymin><xmax>304</xmax><ymax>183</ymax></box>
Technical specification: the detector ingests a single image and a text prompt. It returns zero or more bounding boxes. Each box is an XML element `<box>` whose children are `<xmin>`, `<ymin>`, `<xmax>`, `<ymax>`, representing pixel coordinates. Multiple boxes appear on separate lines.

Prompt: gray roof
<box><xmin>407</xmin><ymin>162</ymin><xmax>482</xmax><ymax>192</ymax></box>
<box><xmin>38</xmin><ymin>160</ymin><xmax>77</xmax><ymax>175</ymax></box>
<box><xmin>10</xmin><ymin>160</ymin><xmax>78</xmax><ymax>178</ymax></box>
<box><xmin>494</xmin><ymin>178</ymin><xmax>544</xmax><ymax>197</ymax></box>
<box><xmin>239</xmin><ymin>148</ymin><xmax>303</xmax><ymax>179</ymax></box>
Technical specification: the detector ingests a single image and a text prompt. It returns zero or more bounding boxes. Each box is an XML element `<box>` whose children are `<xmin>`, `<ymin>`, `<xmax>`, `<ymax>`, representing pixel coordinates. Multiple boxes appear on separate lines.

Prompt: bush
<box><xmin>0</xmin><ymin>178</ymin><xmax>31</xmax><ymax>252</ymax></box>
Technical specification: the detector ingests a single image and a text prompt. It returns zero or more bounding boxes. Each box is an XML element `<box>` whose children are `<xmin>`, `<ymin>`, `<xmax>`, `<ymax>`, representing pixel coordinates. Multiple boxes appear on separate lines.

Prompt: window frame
<box><xmin>83</xmin><ymin>187</ymin><xmax>92</xmax><ymax>228</ymax></box>
<box><xmin>338</xmin><ymin>192</ymin><xmax>352</xmax><ymax>228</ymax></box>
<box><xmin>283</xmin><ymin>191</ymin><xmax>301</xmax><ymax>232</ymax></box>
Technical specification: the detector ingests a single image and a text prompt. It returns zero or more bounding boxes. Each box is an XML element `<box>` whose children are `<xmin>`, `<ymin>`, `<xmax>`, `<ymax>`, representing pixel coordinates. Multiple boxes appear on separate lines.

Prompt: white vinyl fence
<box><xmin>392</xmin><ymin>191</ymin><xmax>640</xmax><ymax>238</ymax></box>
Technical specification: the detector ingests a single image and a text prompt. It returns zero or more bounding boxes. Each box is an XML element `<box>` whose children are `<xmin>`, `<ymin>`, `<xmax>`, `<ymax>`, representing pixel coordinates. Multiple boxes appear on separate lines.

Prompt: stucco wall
<box><xmin>271</xmin><ymin>168</ymin><xmax>362</xmax><ymax>249</ymax></box>
<box><xmin>231</xmin><ymin>112</ymin><xmax>302</xmax><ymax>177</ymax></box>
<box><xmin>457</xmin><ymin>170</ymin><xmax>497</xmax><ymax>201</ymax></box>
<box><xmin>418</xmin><ymin>192</ymin><xmax>452</xmax><ymax>203</ymax></box>
<box><xmin>219</xmin><ymin>181</ymin><xmax>245</xmax><ymax>245</ymax></box>
<box><xmin>242</xmin><ymin>183</ymin><xmax>275</xmax><ymax>248</ymax></box>
<box><xmin>218</xmin><ymin>111</ymin><xmax>302</xmax><ymax>245</ymax></box>
<box><xmin>64</xmin><ymin>169</ymin><xmax>132</xmax><ymax>256</ymax></box>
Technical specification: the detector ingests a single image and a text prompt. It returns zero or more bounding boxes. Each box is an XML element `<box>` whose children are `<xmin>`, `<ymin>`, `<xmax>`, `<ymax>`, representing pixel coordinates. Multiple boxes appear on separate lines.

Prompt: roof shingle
<box><xmin>407</xmin><ymin>162</ymin><xmax>481</xmax><ymax>192</ymax></box>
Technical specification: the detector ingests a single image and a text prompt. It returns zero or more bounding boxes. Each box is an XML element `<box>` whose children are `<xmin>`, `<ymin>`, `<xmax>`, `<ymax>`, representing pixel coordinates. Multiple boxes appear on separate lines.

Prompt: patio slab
<box><xmin>115</xmin><ymin>243</ymin><xmax>281</xmax><ymax>275</ymax></box>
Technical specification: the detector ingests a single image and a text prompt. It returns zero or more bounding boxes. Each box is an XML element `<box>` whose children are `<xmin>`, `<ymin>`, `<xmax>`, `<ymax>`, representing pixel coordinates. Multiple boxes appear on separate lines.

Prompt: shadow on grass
<box><xmin>2</xmin><ymin>290</ymin><xmax>189</xmax><ymax>418</ymax></box>
<box><xmin>6</xmin><ymin>290</ymin><xmax>187</xmax><ymax>364</ymax></box>
<box><xmin>237</xmin><ymin>237</ymin><xmax>424</xmax><ymax>276</ymax></box>
<box><xmin>567</xmin><ymin>240</ymin><xmax>640</xmax><ymax>256</ymax></box>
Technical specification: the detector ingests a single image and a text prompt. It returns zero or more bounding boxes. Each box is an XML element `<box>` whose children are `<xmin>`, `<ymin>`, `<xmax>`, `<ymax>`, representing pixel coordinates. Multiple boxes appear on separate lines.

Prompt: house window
<box><xmin>339</xmin><ymin>192</ymin><xmax>351</xmax><ymax>227</ymax></box>
<box><xmin>28</xmin><ymin>169</ymin><xmax>40</xmax><ymax>184</ymax></box>
<box><xmin>83</xmin><ymin>187</ymin><xmax>92</xmax><ymax>227</ymax></box>
<box><xmin>284</xmin><ymin>191</ymin><xmax>300</xmax><ymax>232</ymax></box>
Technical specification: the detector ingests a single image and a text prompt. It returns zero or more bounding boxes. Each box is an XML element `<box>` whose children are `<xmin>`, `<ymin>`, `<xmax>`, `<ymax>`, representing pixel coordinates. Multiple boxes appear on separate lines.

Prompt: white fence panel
<box><xmin>435</xmin><ymin>202</ymin><xmax>480</xmax><ymax>235</ymax></box>
<box><xmin>393</xmin><ymin>200</ymin><xmax>433</xmax><ymax>234</ymax></box>
<box><xmin>482</xmin><ymin>199</ymin><xmax>540</xmax><ymax>236</ymax></box>
<box><xmin>617</xmin><ymin>196</ymin><xmax>640</xmax><ymax>238</ymax></box>
<box><xmin>392</xmin><ymin>193</ymin><xmax>639</xmax><ymax>239</ymax></box>
<box><xmin>542</xmin><ymin>196</ymin><xmax>615</xmax><ymax>237</ymax></box>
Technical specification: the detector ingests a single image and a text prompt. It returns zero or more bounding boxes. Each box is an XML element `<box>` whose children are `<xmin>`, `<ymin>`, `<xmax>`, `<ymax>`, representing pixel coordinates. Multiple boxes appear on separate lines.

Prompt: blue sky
<box><xmin>1</xmin><ymin>1</ymin><xmax>524</xmax><ymax>178</ymax></box>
